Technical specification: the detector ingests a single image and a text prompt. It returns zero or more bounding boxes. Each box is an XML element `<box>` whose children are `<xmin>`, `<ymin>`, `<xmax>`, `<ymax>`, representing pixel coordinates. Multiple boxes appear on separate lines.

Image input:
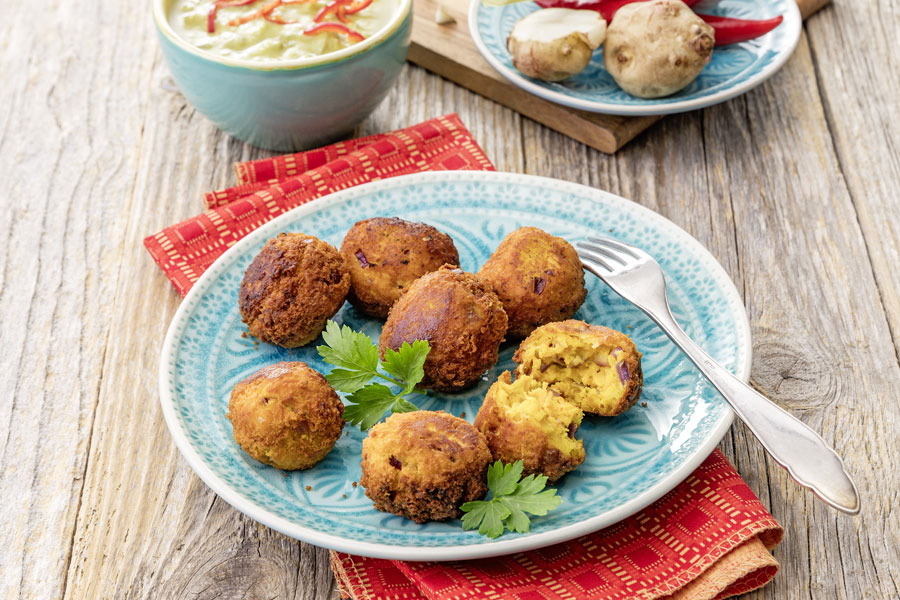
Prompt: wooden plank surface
<box><xmin>1</xmin><ymin>0</ymin><xmax>899</xmax><ymax>598</ymax></box>
<box><xmin>408</xmin><ymin>0</ymin><xmax>828</xmax><ymax>154</ymax></box>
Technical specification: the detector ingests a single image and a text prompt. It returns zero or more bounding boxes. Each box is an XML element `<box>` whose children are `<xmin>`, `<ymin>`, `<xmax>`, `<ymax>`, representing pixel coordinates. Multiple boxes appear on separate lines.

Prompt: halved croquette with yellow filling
<box><xmin>513</xmin><ymin>320</ymin><xmax>643</xmax><ymax>416</ymax></box>
<box><xmin>474</xmin><ymin>371</ymin><xmax>585</xmax><ymax>483</ymax></box>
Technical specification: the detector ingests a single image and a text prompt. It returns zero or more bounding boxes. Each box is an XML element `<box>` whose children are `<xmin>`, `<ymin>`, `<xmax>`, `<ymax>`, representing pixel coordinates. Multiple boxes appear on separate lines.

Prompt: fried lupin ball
<box><xmin>227</xmin><ymin>362</ymin><xmax>345</xmax><ymax>470</ymax></box>
<box><xmin>360</xmin><ymin>411</ymin><xmax>491</xmax><ymax>523</ymax></box>
<box><xmin>340</xmin><ymin>217</ymin><xmax>460</xmax><ymax>319</ymax></box>
<box><xmin>379</xmin><ymin>265</ymin><xmax>508</xmax><ymax>392</ymax></box>
<box><xmin>514</xmin><ymin>320</ymin><xmax>643</xmax><ymax>416</ymax></box>
<box><xmin>474</xmin><ymin>371</ymin><xmax>585</xmax><ymax>483</ymax></box>
<box><xmin>477</xmin><ymin>226</ymin><xmax>587</xmax><ymax>339</ymax></box>
<box><xmin>239</xmin><ymin>233</ymin><xmax>350</xmax><ymax>348</ymax></box>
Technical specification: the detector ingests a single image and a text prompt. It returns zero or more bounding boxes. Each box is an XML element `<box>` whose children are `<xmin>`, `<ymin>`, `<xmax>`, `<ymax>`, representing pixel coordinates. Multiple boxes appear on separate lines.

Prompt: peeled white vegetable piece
<box><xmin>507</xmin><ymin>8</ymin><xmax>607</xmax><ymax>82</ymax></box>
<box><xmin>603</xmin><ymin>0</ymin><xmax>715</xmax><ymax>98</ymax></box>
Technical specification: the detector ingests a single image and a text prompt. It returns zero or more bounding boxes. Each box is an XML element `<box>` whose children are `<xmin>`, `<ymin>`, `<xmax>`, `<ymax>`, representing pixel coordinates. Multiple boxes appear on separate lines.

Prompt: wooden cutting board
<box><xmin>408</xmin><ymin>0</ymin><xmax>829</xmax><ymax>153</ymax></box>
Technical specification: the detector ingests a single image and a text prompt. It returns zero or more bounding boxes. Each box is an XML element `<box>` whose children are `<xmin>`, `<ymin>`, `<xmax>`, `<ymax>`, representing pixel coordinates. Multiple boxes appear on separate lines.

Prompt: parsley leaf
<box><xmin>500</xmin><ymin>476</ymin><xmax>562</xmax><ymax>534</ymax></box>
<box><xmin>510</xmin><ymin>472</ymin><xmax>550</xmax><ymax>497</ymax></box>
<box><xmin>500</xmin><ymin>499</ymin><xmax>532</xmax><ymax>534</ymax></box>
<box><xmin>391</xmin><ymin>397</ymin><xmax>420</xmax><ymax>414</ymax></box>
<box><xmin>460</xmin><ymin>499</ymin><xmax>511</xmax><ymax>538</ymax></box>
<box><xmin>343</xmin><ymin>384</ymin><xmax>398</xmax><ymax>431</ymax></box>
<box><xmin>323</xmin><ymin>368</ymin><xmax>377</xmax><ymax>394</ymax></box>
<box><xmin>317</xmin><ymin>321</ymin><xmax>379</xmax><ymax>375</ymax></box>
<box><xmin>317</xmin><ymin>320</ymin><xmax>431</xmax><ymax>430</ymax></box>
<box><xmin>487</xmin><ymin>459</ymin><xmax>524</xmax><ymax>497</ymax></box>
<box><xmin>460</xmin><ymin>460</ymin><xmax>563</xmax><ymax>538</ymax></box>
<box><xmin>382</xmin><ymin>340</ymin><xmax>430</xmax><ymax>394</ymax></box>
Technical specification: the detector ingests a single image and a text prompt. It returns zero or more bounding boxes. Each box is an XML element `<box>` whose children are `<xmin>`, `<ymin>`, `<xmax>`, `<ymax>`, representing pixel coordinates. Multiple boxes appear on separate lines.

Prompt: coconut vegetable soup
<box><xmin>168</xmin><ymin>0</ymin><xmax>400</xmax><ymax>62</ymax></box>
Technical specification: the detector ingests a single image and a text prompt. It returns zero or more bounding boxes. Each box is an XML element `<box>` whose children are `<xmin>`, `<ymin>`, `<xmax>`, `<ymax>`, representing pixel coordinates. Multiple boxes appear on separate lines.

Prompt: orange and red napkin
<box><xmin>332</xmin><ymin>449</ymin><xmax>782</xmax><ymax>600</ymax></box>
<box><xmin>144</xmin><ymin>114</ymin><xmax>783</xmax><ymax>599</ymax></box>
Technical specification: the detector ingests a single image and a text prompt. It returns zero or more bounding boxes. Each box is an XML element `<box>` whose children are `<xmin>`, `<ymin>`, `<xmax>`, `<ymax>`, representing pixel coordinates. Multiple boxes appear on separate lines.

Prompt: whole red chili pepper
<box><xmin>698</xmin><ymin>14</ymin><xmax>784</xmax><ymax>45</ymax></box>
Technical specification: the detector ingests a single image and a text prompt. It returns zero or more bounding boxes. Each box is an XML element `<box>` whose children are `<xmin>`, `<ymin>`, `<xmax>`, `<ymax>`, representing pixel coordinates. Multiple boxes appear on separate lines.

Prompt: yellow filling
<box><xmin>517</xmin><ymin>332</ymin><xmax>626</xmax><ymax>414</ymax></box>
<box><xmin>491</xmin><ymin>375</ymin><xmax>583</xmax><ymax>457</ymax></box>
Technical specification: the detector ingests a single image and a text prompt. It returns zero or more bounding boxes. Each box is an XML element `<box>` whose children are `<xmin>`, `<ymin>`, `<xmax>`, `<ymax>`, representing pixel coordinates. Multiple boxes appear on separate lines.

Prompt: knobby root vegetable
<box><xmin>507</xmin><ymin>8</ymin><xmax>607</xmax><ymax>82</ymax></box>
<box><xmin>603</xmin><ymin>0</ymin><xmax>714</xmax><ymax>98</ymax></box>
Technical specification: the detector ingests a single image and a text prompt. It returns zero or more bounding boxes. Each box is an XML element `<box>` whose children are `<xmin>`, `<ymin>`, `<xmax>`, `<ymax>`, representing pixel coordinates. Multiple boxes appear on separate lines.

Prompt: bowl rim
<box><xmin>154</xmin><ymin>0</ymin><xmax>412</xmax><ymax>71</ymax></box>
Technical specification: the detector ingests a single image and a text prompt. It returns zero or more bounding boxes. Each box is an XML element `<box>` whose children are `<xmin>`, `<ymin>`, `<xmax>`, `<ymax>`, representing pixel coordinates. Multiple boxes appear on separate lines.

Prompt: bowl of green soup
<box><xmin>154</xmin><ymin>0</ymin><xmax>412</xmax><ymax>151</ymax></box>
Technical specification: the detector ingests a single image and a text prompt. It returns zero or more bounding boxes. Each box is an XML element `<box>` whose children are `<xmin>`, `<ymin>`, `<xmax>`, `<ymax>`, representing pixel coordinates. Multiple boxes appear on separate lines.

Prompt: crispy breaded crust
<box><xmin>474</xmin><ymin>371</ymin><xmax>585</xmax><ymax>483</ymax></box>
<box><xmin>340</xmin><ymin>217</ymin><xmax>460</xmax><ymax>319</ymax></box>
<box><xmin>227</xmin><ymin>362</ymin><xmax>345</xmax><ymax>470</ymax></box>
<box><xmin>513</xmin><ymin>320</ymin><xmax>643</xmax><ymax>416</ymax></box>
<box><xmin>477</xmin><ymin>227</ymin><xmax>587</xmax><ymax>339</ymax></box>
<box><xmin>360</xmin><ymin>411</ymin><xmax>491</xmax><ymax>523</ymax></box>
<box><xmin>379</xmin><ymin>266</ymin><xmax>508</xmax><ymax>392</ymax></box>
<box><xmin>239</xmin><ymin>233</ymin><xmax>350</xmax><ymax>348</ymax></box>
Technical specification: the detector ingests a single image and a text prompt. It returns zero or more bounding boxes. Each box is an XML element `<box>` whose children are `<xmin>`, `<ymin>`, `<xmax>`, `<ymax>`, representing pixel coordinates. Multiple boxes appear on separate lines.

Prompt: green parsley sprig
<box><xmin>461</xmin><ymin>460</ymin><xmax>563</xmax><ymax>538</ymax></box>
<box><xmin>317</xmin><ymin>320</ymin><xmax>430</xmax><ymax>430</ymax></box>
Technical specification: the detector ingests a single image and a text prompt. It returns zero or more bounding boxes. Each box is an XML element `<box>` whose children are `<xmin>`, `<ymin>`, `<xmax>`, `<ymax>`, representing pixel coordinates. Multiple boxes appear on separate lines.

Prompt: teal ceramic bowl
<box><xmin>153</xmin><ymin>0</ymin><xmax>412</xmax><ymax>151</ymax></box>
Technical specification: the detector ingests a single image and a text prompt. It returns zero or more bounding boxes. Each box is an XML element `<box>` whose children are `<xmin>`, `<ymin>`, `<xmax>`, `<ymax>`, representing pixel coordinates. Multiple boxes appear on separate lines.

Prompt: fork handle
<box><xmin>647</xmin><ymin>302</ymin><xmax>860</xmax><ymax>514</ymax></box>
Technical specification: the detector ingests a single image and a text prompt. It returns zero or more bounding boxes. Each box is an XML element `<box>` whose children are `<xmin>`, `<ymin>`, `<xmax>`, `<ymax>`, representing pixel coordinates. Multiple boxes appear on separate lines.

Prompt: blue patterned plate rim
<box><xmin>159</xmin><ymin>171</ymin><xmax>749</xmax><ymax>560</ymax></box>
<box><xmin>467</xmin><ymin>0</ymin><xmax>802</xmax><ymax>115</ymax></box>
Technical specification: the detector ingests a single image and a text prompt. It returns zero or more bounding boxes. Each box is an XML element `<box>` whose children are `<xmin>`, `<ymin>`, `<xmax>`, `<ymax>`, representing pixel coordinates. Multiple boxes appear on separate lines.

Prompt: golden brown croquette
<box><xmin>227</xmin><ymin>362</ymin><xmax>345</xmax><ymax>470</ymax></box>
<box><xmin>340</xmin><ymin>217</ymin><xmax>460</xmax><ymax>319</ymax></box>
<box><xmin>513</xmin><ymin>320</ymin><xmax>643</xmax><ymax>416</ymax></box>
<box><xmin>379</xmin><ymin>266</ymin><xmax>508</xmax><ymax>392</ymax></box>
<box><xmin>239</xmin><ymin>233</ymin><xmax>350</xmax><ymax>348</ymax></box>
<box><xmin>477</xmin><ymin>227</ymin><xmax>587</xmax><ymax>339</ymax></box>
<box><xmin>360</xmin><ymin>411</ymin><xmax>491</xmax><ymax>523</ymax></box>
<box><xmin>474</xmin><ymin>371</ymin><xmax>585</xmax><ymax>483</ymax></box>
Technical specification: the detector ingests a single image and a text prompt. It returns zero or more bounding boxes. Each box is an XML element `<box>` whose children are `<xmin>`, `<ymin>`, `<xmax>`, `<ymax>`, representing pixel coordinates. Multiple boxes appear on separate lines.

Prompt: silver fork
<box><xmin>577</xmin><ymin>236</ymin><xmax>860</xmax><ymax>514</ymax></box>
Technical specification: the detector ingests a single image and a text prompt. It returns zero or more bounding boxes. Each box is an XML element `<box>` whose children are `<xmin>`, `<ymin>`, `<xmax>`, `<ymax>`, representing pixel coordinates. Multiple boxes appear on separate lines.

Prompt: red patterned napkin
<box><xmin>333</xmin><ymin>450</ymin><xmax>782</xmax><ymax>600</ymax></box>
<box><xmin>144</xmin><ymin>114</ymin><xmax>493</xmax><ymax>296</ymax></box>
<box><xmin>145</xmin><ymin>115</ymin><xmax>782</xmax><ymax>599</ymax></box>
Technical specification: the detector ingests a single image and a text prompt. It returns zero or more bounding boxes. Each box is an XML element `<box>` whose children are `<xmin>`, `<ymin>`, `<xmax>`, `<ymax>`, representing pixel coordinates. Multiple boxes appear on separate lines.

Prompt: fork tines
<box><xmin>585</xmin><ymin>236</ymin><xmax>641</xmax><ymax>258</ymax></box>
<box><xmin>576</xmin><ymin>245</ymin><xmax>614</xmax><ymax>272</ymax></box>
<box><xmin>576</xmin><ymin>237</ymin><xmax>640</xmax><ymax>273</ymax></box>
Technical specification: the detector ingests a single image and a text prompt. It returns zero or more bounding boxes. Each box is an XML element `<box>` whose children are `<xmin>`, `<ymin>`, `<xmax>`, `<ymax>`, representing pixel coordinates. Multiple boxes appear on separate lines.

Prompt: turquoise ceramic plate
<box><xmin>159</xmin><ymin>171</ymin><xmax>750</xmax><ymax>560</ymax></box>
<box><xmin>468</xmin><ymin>0</ymin><xmax>802</xmax><ymax>115</ymax></box>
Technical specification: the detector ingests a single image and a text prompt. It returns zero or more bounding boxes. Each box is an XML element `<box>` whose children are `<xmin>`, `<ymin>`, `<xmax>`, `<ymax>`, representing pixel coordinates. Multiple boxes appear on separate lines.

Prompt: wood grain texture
<box><xmin>804</xmin><ymin>0</ymin><xmax>900</xmax><ymax>361</ymax></box>
<box><xmin>1</xmin><ymin>0</ymin><xmax>898</xmax><ymax>599</ymax></box>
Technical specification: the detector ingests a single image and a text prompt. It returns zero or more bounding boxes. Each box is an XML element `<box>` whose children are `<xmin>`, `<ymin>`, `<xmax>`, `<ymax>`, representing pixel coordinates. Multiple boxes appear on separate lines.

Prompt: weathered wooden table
<box><xmin>2</xmin><ymin>0</ymin><xmax>898</xmax><ymax>597</ymax></box>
